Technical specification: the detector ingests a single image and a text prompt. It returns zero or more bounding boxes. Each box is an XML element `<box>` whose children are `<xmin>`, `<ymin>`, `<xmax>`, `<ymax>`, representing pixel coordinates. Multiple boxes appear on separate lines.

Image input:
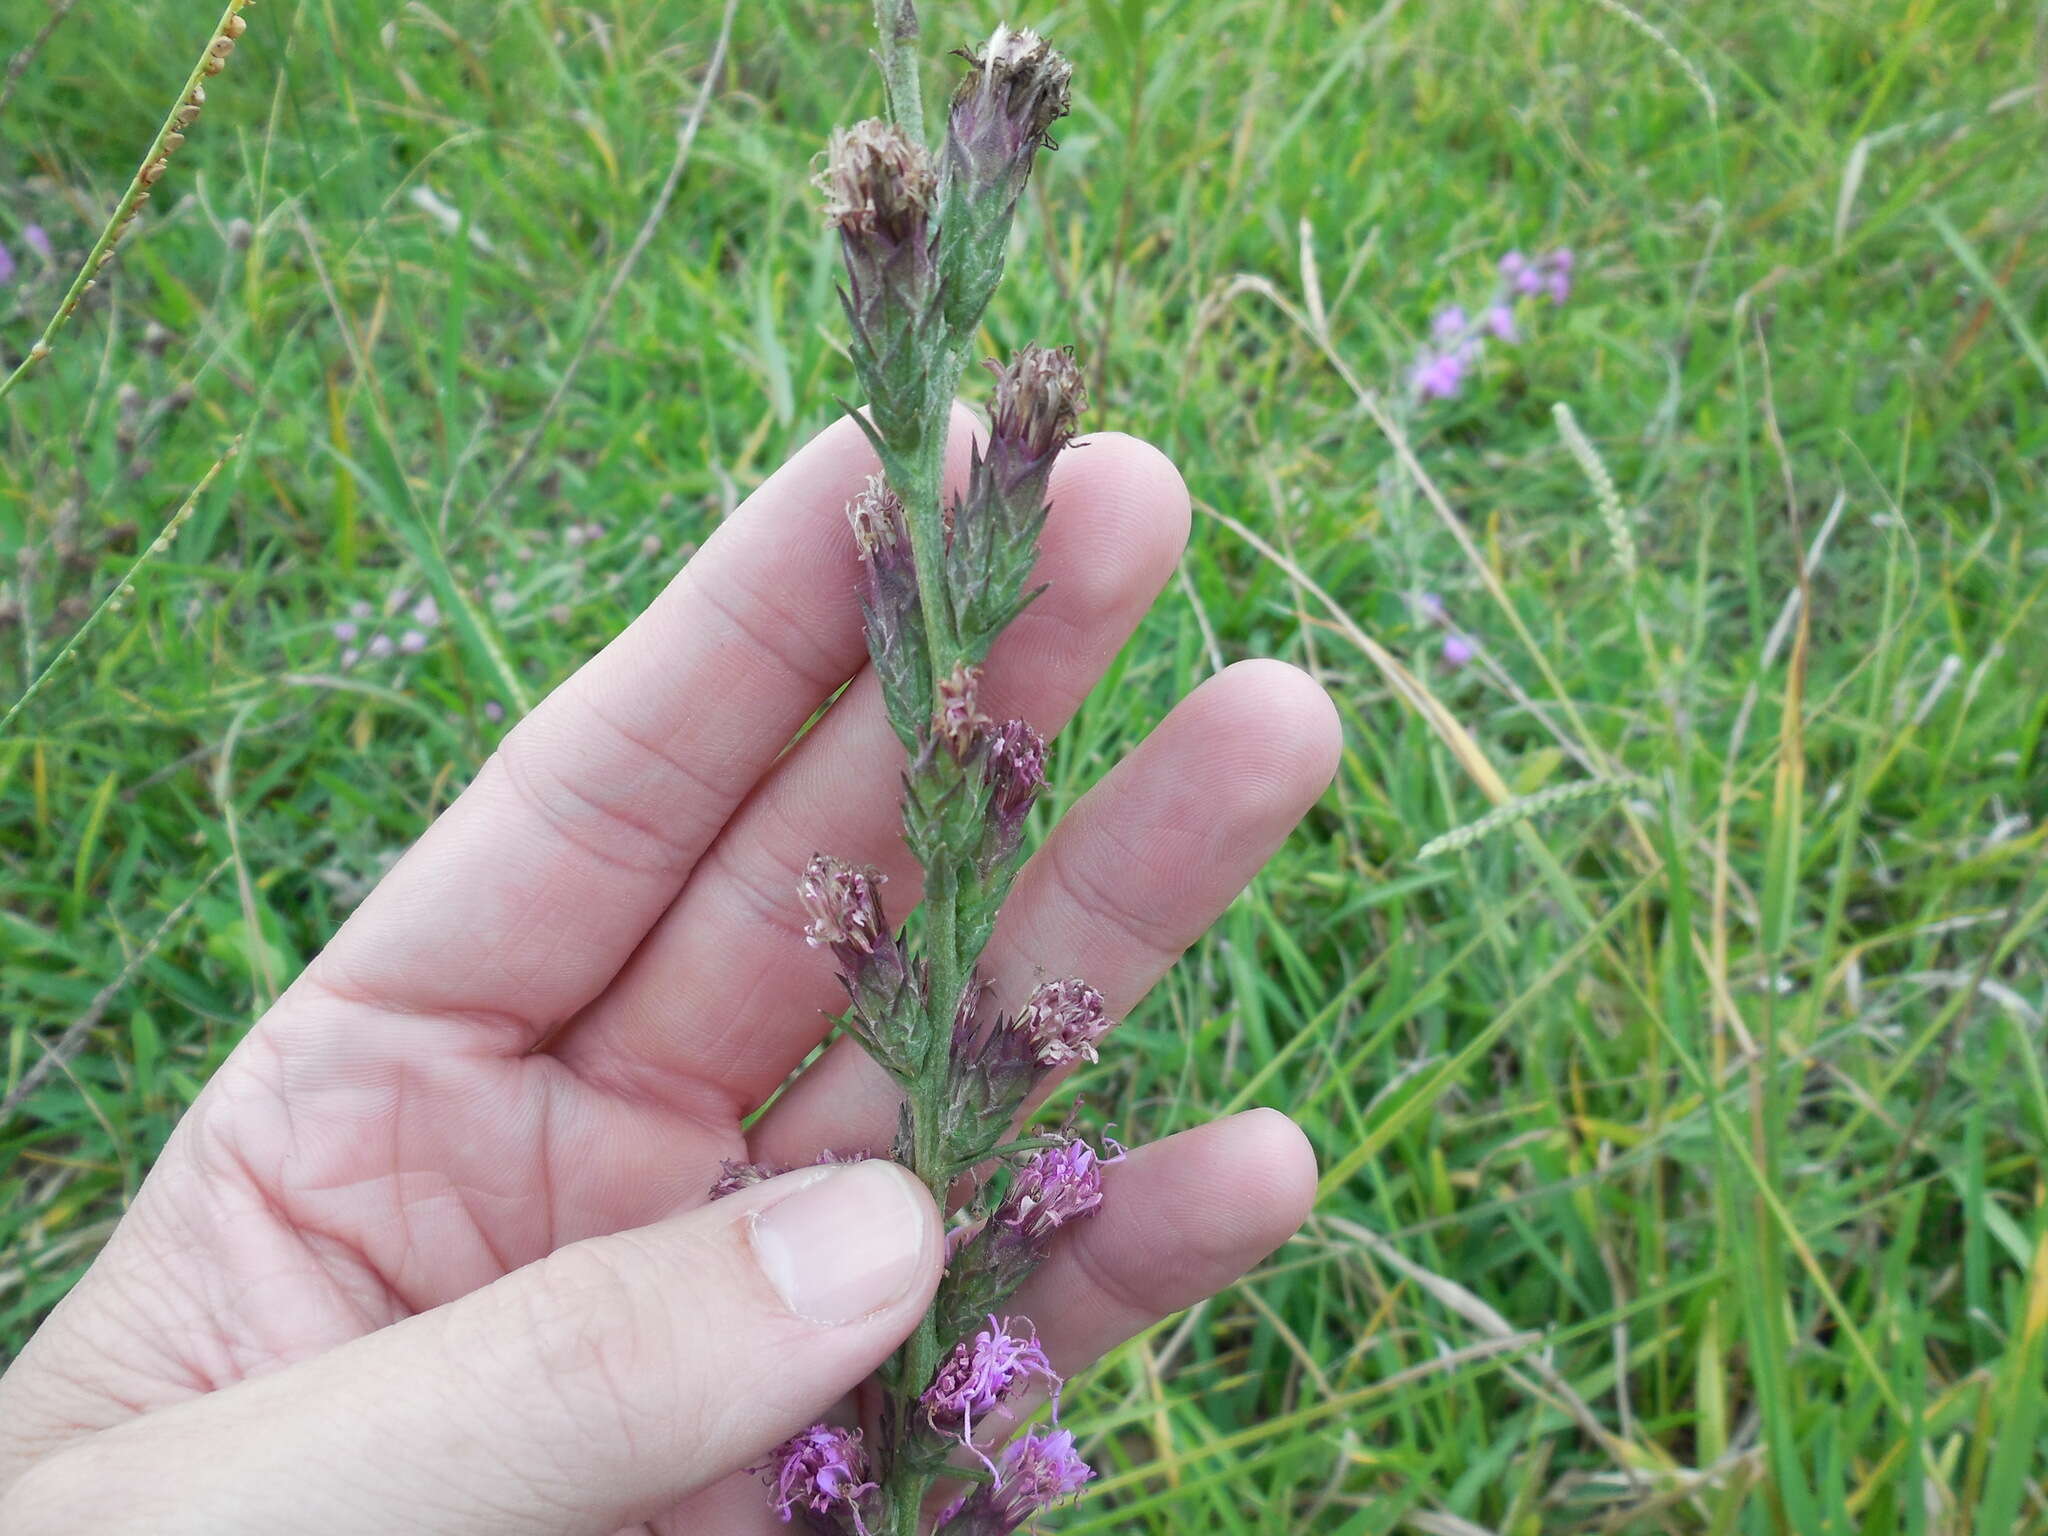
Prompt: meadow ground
<box><xmin>4</xmin><ymin>0</ymin><xmax>2047</xmax><ymax>1530</ymax></box>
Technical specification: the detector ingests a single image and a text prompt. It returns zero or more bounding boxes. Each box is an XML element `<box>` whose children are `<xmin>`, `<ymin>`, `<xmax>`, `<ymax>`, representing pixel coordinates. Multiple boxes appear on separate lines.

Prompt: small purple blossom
<box><xmin>982</xmin><ymin>717</ymin><xmax>1046</xmax><ymax>868</ymax></box>
<box><xmin>1500</xmin><ymin>249</ymin><xmax>1540</xmax><ymax>297</ymax></box>
<box><xmin>996</xmin><ymin>1136</ymin><xmax>1115</xmax><ymax>1244</ymax></box>
<box><xmin>339</xmin><ymin>647</ymin><xmax>361</xmax><ymax>669</ymax></box>
<box><xmin>410</xmin><ymin>594</ymin><xmax>440</xmax><ymax>627</ymax></box>
<box><xmin>1013</xmin><ymin>978</ymin><xmax>1113</xmax><ymax>1069</ymax></box>
<box><xmin>944</xmin><ymin>1427</ymin><xmax>1094</xmax><ymax>1534</ymax></box>
<box><xmin>23</xmin><ymin>224</ymin><xmax>51</xmax><ymax>262</ymax></box>
<box><xmin>0</xmin><ymin>244</ymin><xmax>15</xmax><ymax>286</ymax></box>
<box><xmin>1543</xmin><ymin>247</ymin><xmax>1575</xmax><ymax>304</ymax></box>
<box><xmin>752</xmin><ymin>1424</ymin><xmax>877</xmax><ymax>1533</ymax></box>
<box><xmin>483</xmin><ymin>700</ymin><xmax>505</xmax><ymax>723</ymax></box>
<box><xmin>331</xmin><ymin>620</ymin><xmax>359</xmax><ymax>643</ymax></box>
<box><xmin>398</xmin><ymin>628</ymin><xmax>429</xmax><ymax>655</ymax></box>
<box><xmin>1430</xmin><ymin>304</ymin><xmax>1468</xmax><ymax>343</ymax></box>
<box><xmin>1442</xmin><ymin>633</ymin><xmax>1476</xmax><ymax>668</ymax></box>
<box><xmin>1484</xmin><ymin>303</ymin><xmax>1518</xmax><ymax>343</ymax></box>
<box><xmin>348</xmin><ymin>599</ymin><xmax>374</xmax><ymax>620</ymax></box>
<box><xmin>1410</xmin><ymin>347</ymin><xmax>1470</xmax><ymax>401</ymax></box>
<box><xmin>367</xmin><ymin>634</ymin><xmax>396</xmax><ymax>660</ymax></box>
<box><xmin>922</xmin><ymin>1314</ymin><xmax>1060</xmax><ymax>1456</ymax></box>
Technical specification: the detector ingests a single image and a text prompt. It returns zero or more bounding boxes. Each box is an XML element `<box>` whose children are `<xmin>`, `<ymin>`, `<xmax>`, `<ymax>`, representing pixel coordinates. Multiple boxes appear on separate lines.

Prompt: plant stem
<box><xmin>871</xmin><ymin>0</ymin><xmax>925</xmax><ymax>142</ymax></box>
<box><xmin>0</xmin><ymin>0</ymin><xmax>250</xmax><ymax>405</ymax></box>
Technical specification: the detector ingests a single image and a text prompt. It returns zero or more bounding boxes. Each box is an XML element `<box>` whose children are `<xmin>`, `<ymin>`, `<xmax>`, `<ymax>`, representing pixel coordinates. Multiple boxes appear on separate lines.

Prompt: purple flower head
<box><xmin>799</xmin><ymin>855</ymin><xmax>889</xmax><ymax>956</ymax></box>
<box><xmin>1542</xmin><ymin>247</ymin><xmax>1575</xmax><ymax>304</ymax></box>
<box><xmin>996</xmin><ymin>1136</ymin><xmax>1115</xmax><ymax>1244</ymax></box>
<box><xmin>752</xmin><ymin>1423</ymin><xmax>877</xmax><ymax>1533</ymax></box>
<box><xmin>1442</xmin><ymin>633</ymin><xmax>1476</xmax><ymax>668</ymax></box>
<box><xmin>339</xmin><ymin>647</ymin><xmax>361</xmax><ymax>669</ymax></box>
<box><xmin>1500</xmin><ymin>249</ymin><xmax>1543</xmax><ymax>297</ymax></box>
<box><xmin>23</xmin><ymin>224</ymin><xmax>51</xmax><ymax>262</ymax></box>
<box><xmin>948</xmin><ymin>1427</ymin><xmax>1095</xmax><ymax>1533</ymax></box>
<box><xmin>398</xmin><ymin>628</ymin><xmax>429</xmax><ymax>655</ymax></box>
<box><xmin>1430</xmin><ymin>304</ymin><xmax>1468</xmax><ymax>343</ymax></box>
<box><xmin>367</xmin><ymin>633</ymin><xmax>396</xmax><ymax>660</ymax></box>
<box><xmin>821</xmin><ymin>118</ymin><xmax>937</xmax><ymax>246</ymax></box>
<box><xmin>982</xmin><ymin>717</ymin><xmax>1046</xmax><ymax>867</ymax></box>
<box><xmin>331</xmin><ymin>620</ymin><xmax>359</xmax><ymax>643</ymax></box>
<box><xmin>483</xmin><ymin>700</ymin><xmax>506</xmax><ymax>723</ymax></box>
<box><xmin>1014</xmin><ymin>978</ymin><xmax>1114</xmax><ymax>1069</ymax></box>
<box><xmin>950</xmin><ymin>25</ymin><xmax>1073</xmax><ymax>167</ymax></box>
<box><xmin>411</xmin><ymin>594</ymin><xmax>440</xmax><ymax>627</ymax></box>
<box><xmin>1410</xmin><ymin>348</ymin><xmax>1469</xmax><ymax>401</ymax></box>
<box><xmin>1483</xmin><ymin>303</ymin><xmax>1519</xmax><ymax>343</ymax></box>
<box><xmin>922</xmin><ymin>1314</ymin><xmax>1061</xmax><ymax>1455</ymax></box>
<box><xmin>348</xmin><ymin>599</ymin><xmax>374</xmax><ymax>620</ymax></box>
<box><xmin>987</xmin><ymin>345</ymin><xmax>1087</xmax><ymax>476</ymax></box>
<box><xmin>0</xmin><ymin>243</ymin><xmax>15</xmax><ymax>287</ymax></box>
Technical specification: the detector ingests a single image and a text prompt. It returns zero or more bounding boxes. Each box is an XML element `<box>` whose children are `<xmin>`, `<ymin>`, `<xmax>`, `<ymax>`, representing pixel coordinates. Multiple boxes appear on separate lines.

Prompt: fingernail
<box><xmin>749</xmin><ymin>1161</ymin><xmax>930</xmax><ymax>1325</ymax></box>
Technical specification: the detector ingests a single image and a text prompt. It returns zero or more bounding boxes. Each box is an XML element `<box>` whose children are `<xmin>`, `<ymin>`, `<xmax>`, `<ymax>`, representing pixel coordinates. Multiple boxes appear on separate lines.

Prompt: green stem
<box><xmin>0</xmin><ymin>0</ymin><xmax>249</xmax><ymax>405</ymax></box>
<box><xmin>871</xmin><ymin>0</ymin><xmax>926</xmax><ymax>142</ymax></box>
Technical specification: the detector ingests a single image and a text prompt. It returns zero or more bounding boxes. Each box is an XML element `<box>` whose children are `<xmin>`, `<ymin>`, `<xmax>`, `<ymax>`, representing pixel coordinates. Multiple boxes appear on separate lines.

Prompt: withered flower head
<box><xmin>799</xmin><ymin>854</ymin><xmax>889</xmax><ymax>954</ymax></box>
<box><xmin>989</xmin><ymin>345</ymin><xmax>1086</xmax><ymax>465</ymax></box>
<box><xmin>847</xmin><ymin>473</ymin><xmax>908</xmax><ymax>560</ymax></box>
<box><xmin>952</xmin><ymin>25</ymin><xmax>1073</xmax><ymax>155</ymax></box>
<box><xmin>820</xmin><ymin>118</ymin><xmax>938</xmax><ymax>241</ymax></box>
<box><xmin>936</xmin><ymin>663</ymin><xmax>991</xmax><ymax>759</ymax></box>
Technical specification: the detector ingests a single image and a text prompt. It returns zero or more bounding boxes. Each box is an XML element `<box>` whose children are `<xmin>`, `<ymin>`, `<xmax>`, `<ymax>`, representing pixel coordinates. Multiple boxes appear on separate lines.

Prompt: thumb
<box><xmin>0</xmin><ymin>1159</ymin><xmax>942</xmax><ymax>1536</ymax></box>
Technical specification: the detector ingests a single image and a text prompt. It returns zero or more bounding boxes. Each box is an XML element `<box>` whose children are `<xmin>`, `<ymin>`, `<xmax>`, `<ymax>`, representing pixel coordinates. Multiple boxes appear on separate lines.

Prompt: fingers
<box><xmin>556</xmin><ymin>432</ymin><xmax>1191</xmax><ymax>1106</ymax></box>
<box><xmin>748</xmin><ymin>659</ymin><xmax>1342</xmax><ymax>1162</ymax></box>
<box><xmin>297</xmin><ymin>410</ymin><xmax>977</xmax><ymax>1046</ymax></box>
<box><xmin>0</xmin><ymin>1162</ymin><xmax>943</xmax><ymax>1536</ymax></box>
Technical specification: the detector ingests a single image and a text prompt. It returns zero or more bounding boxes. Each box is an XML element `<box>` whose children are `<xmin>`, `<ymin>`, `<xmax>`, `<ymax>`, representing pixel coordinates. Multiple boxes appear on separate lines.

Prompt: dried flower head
<box><xmin>988</xmin><ymin>346</ymin><xmax>1086</xmax><ymax>472</ymax></box>
<box><xmin>710</xmin><ymin>1149</ymin><xmax>872</xmax><ymax>1201</ymax></box>
<box><xmin>937</xmin><ymin>663</ymin><xmax>990</xmax><ymax>759</ymax></box>
<box><xmin>951</xmin><ymin>26</ymin><xmax>1074</xmax><ymax>161</ymax></box>
<box><xmin>800</xmin><ymin>855</ymin><xmax>889</xmax><ymax>955</ymax></box>
<box><xmin>753</xmin><ymin>1423</ymin><xmax>878</xmax><ymax>1533</ymax></box>
<box><xmin>821</xmin><ymin>119</ymin><xmax>938</xmax><ymax>240</ymax></box>
<box><xmin>1014</xmin><ymin>978</ymin><xmax>1113</xmax><ymax>1068</ymax></box>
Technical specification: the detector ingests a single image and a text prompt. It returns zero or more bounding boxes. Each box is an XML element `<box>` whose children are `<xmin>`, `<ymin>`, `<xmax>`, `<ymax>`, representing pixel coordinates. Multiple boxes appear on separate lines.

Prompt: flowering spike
<box><xmin>937</xmin><ymin>27</ymin><xmax>1073</xmax><ymax>331</ymax></box>
<box><xmin>821</xmin><ymin>120</ymin><xmax>941</xmax><ymax>450</ymax></box>
<box><xmin>850</xmin><ymin>475</ymin><xmax>931</xmax><ymax>746</ymax></box>
<box><xmin>948</xmin><ymin>347</ymin><xmax>1085</xmax><ymax>657</ymax></box>
<box><xmin>752</xmin><ymin>1423</ymin><xmax>878</xmax><ymax>1533</ymax></box>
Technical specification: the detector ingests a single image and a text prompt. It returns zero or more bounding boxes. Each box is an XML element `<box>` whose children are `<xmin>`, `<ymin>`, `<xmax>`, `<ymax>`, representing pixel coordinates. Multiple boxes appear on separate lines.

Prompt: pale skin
<box><xmin>0</xmin><ymin>412</ymin><xmax>1341</xmax><ymax>1534</ymax></box>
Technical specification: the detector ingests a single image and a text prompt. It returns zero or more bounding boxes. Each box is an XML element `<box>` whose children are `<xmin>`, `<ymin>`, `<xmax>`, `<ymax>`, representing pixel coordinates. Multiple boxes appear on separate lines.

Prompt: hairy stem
<box><xmin>871</xmin><ymin>0</ymin><xmax>925</xmax><ymax>142</ymax></box>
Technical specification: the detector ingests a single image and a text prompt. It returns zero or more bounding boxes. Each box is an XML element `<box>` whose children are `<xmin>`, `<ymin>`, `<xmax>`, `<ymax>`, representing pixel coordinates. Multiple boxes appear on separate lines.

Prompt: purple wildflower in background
<box><xmin>367</xmin><ymin>634</ymin><xmax>395</xmax><ymax>660</ymax></box>
<box><xmin>398</xmin><ymin>629</ymin><xmax>428</xmax><ymax>655</ymax></box>
<box><xmin>1442</xmin><ymin>633</ymin><xmax>1476</xmax><ymax>668</ymax></box>
<box><xmin>23</xmin><ymin>225</ymin><xmax>51</xmax><ymax>262</ymax></box>
<box><xmin>410</xmin><ymin>594</ymin><xmax>440</xmax><ymax>627</ymax></box>
<box><xmin>753</xmin><ymin>1424</ymin><xmax>877</xmax><ymax>1533</ymax></box>
<box><xmin>0</xmin><ymin>243</ymin><xmax>15</xmax><ymax>286</ymax></box>
<box><xmin>1484</xmin><ymin>303</ymin><xmax>1518</xmax><ymax>343</ymax></box>
<box><xmin>483</xmin><ymin>700</ymin><xmax>505</xmax><ymax>723</ymax></box>
<box><xmin>331</xmin><ymin>620</ymin><xmax>359</xmax><ymax>643</ymax></box>
<box><xmin>1430</xmin><ymin>305</ymin><xmax>1468</xmax><ymax>343</ymax></box>
<box><xmin>1410</xmin><ymin>347</ymin><xmax>1470</xmax><ymax>401</ymax></box>
<box><xmin>921</xmin><ymin>1314</ymin><xmax>1059</xmax><ymax>1461</ymax></box>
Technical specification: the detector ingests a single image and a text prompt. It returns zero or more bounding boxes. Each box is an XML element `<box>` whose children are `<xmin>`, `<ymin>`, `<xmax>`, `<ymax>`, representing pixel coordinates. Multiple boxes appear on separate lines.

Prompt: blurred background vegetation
<box><xmin>4</xmin><ymin>0</ymin><xmax>2046</xmax><ymax>1530</ymax></box>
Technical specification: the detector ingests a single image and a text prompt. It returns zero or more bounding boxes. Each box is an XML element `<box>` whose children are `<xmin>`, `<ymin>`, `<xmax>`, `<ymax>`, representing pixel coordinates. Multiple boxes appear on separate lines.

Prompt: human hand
<box><xmin>0</xmin><ymin>413</ymin><xmax>1340</xmax><ymax>1535</ymax></box>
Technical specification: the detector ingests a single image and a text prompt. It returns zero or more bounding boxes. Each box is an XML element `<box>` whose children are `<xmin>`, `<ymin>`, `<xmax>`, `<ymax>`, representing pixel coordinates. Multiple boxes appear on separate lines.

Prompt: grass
<box><xmin>3</xmin><ymin>0</ymin><xmax>2046</xmax><ymax>1529</ymax></box>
